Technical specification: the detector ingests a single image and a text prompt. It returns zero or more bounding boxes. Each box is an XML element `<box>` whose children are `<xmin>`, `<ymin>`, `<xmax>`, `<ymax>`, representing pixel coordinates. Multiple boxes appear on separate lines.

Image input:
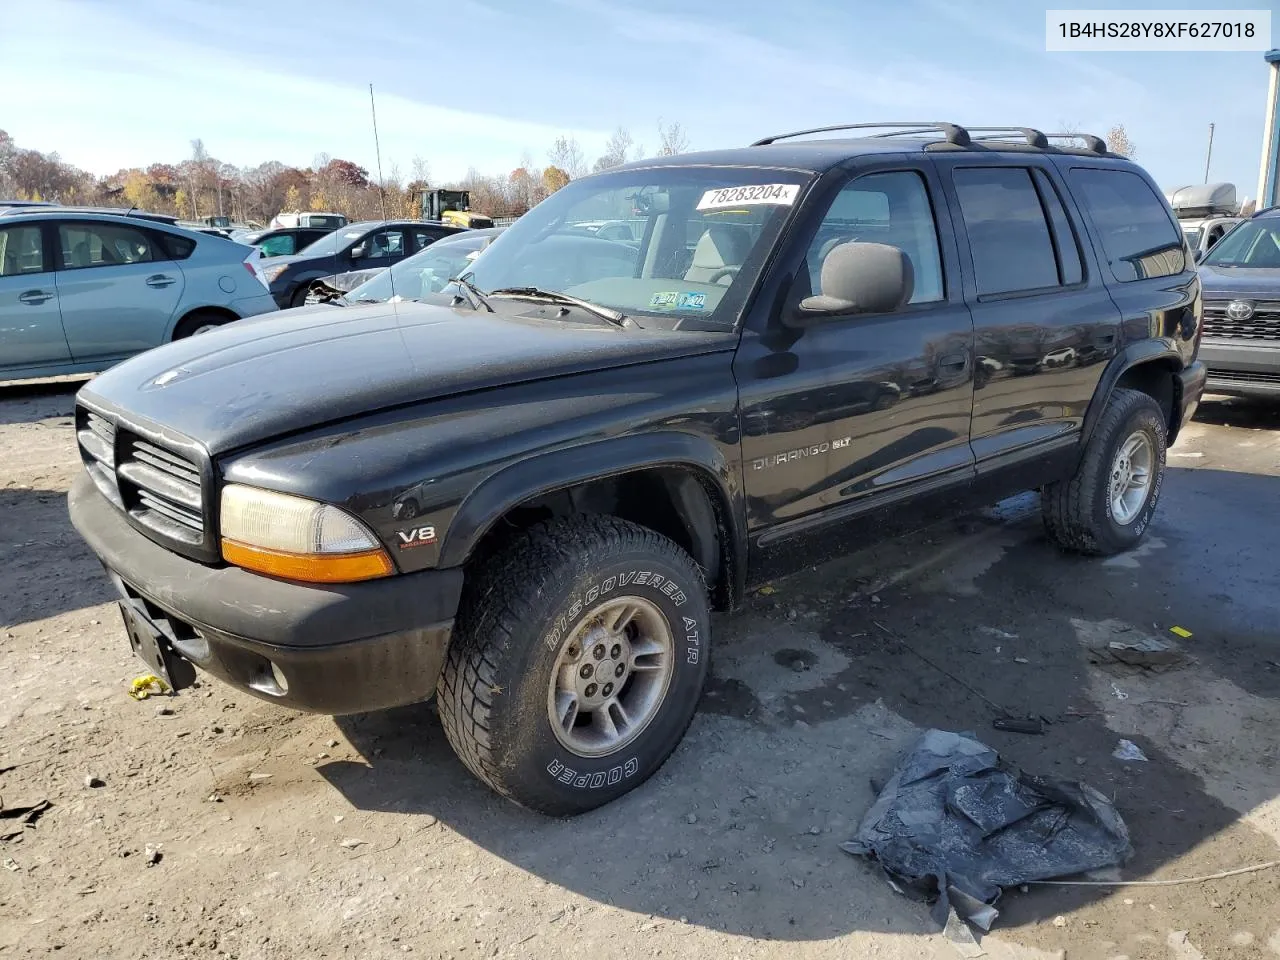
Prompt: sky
<box><xmin>1</xmin><ymin>0</ymin><xmax>1276</xmax><ymax>199</ymax></box>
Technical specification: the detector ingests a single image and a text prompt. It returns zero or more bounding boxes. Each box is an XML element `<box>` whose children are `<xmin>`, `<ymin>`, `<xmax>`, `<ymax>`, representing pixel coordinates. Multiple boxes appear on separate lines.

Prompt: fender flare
<box><xmin>1080</xmin><ymin>340</ymin><xmax>1185</xmax><ymax>449</ymax></box>
<box><xmin>437</xmin><ymin>432</ymin><xmax>746</xmax><ymax>605</ymax></box>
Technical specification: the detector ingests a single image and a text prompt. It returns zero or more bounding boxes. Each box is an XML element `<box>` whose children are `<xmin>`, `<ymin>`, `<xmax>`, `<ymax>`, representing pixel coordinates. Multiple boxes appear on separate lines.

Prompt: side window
<box><xmin>0</xmin><ymin>226</ymin><xmax>45</xmax><ymax>276</ymax></box>
<box><xmin>1031</xmin><ymin>169</ymin><xmax>1084</xmax><ymax>285</ymax></box>
<box><xmin>954</xmin><ymin>167</ymin><xmax>1059</xmax><ymax>296</ymax></box>
<box><xmin>59</xmin><ymin>222</ymin><xmax>158</xmax><ymax>270</ymax></box>
<box><xmin>155</xmin><ymin>231</ymin><xmax>196</xmax><ymax>261</ymax></box>
<box><xmin>365</xmin><ymin>230</ymin><xmax>404</xmax><ymax>258</ymax></box>
<box><xmin>805</xmin><ymin>170</ymin><xmax>944</xmax><ymax>304</ymax></box>
<box><xmin>1068</xmin><ymin>168</ymin><xmax>1186</xmax><ymax>281</ymax></box>
<box><xmin>411</xmin><ymin>230</ymin><xmax>438</xmax><ymax>252</ymax></box>
<box><xmin>258</xmin><ymin>234</ymin><xmax>296</xmax><ymax>257</ymax></box>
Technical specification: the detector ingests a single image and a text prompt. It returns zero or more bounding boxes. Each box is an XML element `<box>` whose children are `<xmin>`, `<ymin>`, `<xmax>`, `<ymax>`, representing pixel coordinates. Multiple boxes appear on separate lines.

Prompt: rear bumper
<box><xmin>231</xmin><ymin>291</ymin><xmax>280</xmax><ymax>319</ymax></box>
<box><xmin>1200</xmin><ymin>339</ymin><xmax>1280</xmax><ymax>398</ymax></box>
<box><xmin>68</xmin><ymin>472</ymin><xmax>463</xmax><ymax>714</ymax></box>
<box><xmin>1174</xmin><ymin>360</ymin><xmax>1207</xmax><ymax>435</ymax></box>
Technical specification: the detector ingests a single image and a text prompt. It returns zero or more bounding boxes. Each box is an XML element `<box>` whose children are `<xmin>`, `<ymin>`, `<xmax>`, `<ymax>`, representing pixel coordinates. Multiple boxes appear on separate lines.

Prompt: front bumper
<box><xmin>1200</xmin><ymin>340</ymin><xmax>1280</xmax><ymax>398</ymax></box>
<box><xmin>68</xmin><ymin>472</ymin><xmax>463</xmax><ymax>714</ymax></box>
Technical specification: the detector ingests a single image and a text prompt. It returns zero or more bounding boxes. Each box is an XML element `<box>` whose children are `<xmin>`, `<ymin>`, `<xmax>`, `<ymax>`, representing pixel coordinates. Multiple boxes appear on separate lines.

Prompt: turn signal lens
<box><xmin>219</xmin><ymin>484</ymin><xmax>393</xmax><ymax>583</ymax></box>
<box><xmin>221</xmin><ymin>540</ymin><xmax>393</xmax><ymax>583</ymax></box>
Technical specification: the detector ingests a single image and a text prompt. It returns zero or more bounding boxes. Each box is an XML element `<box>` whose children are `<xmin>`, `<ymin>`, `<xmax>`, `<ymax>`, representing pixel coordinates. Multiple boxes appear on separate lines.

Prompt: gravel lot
<box><xmin>2</xmin><ymin>380</ymin><xmax>1278</xmax><ymax>960</ymax></box>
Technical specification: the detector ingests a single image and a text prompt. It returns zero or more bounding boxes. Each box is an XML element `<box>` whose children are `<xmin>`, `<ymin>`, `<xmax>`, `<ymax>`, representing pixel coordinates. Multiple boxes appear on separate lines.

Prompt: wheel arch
<box><xmin>170</xmin><ymin>305</ymin><xmax>239</xmax><ymax>340</ymax></box>
<box><xmin>1081</xmin><ymin>343</ymin><xmax>1186</xmax><ymax>451</ymax></box>
<box><xmin>438</xmin><ymin>433</ymin><xmax>746</xmax><ymax>611</ymax></box>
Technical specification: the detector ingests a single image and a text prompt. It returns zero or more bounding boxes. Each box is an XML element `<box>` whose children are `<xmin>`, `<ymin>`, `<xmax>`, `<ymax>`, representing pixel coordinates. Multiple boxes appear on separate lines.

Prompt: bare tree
<box><xmin>1053</xmin><ymin>119</ymin><xmax>1089</xmax><ymax>149</ymax></box>
<box><xmin>657</xmin><ymin>119</ymin><xmax>689</xmax><ymax>156</ymax></box>
<box><xmin>548</xmin><ymin>135</ymin><xmax>586</xmax><ymax>179</ymax></box>
<box><xmin>410</xmin><ymin>155</ymin><xmax>431</xmax><ymax>186</ymax></box>
<box><xmin>592</xmin><ymin>127</ymin><xmax>634</xmax><ymax>173</ymax></box>
<box><xmin>1106</xmin><ymin>124</ymin><xmax>1136</xmax><ymax>158</ymax></box>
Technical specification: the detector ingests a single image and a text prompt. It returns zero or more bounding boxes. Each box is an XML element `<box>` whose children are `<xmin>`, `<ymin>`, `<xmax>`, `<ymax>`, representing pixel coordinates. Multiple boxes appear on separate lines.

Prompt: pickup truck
<box><xmin>68</xmin><ymin>122</ymin><xmax>1205</xmax><ymax>816</ymax></box>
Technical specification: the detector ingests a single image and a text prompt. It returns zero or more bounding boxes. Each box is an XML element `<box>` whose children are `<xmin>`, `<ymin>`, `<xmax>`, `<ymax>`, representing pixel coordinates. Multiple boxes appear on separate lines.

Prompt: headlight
<box><xmin>219</xmin><ymin>484</ymin><xmax>393</xmax><ymax>583</ymax></box>
<box><xmin>261</xmin><ymin>264</ymin><xmax>290</xmax><ymax>284</ymax></box>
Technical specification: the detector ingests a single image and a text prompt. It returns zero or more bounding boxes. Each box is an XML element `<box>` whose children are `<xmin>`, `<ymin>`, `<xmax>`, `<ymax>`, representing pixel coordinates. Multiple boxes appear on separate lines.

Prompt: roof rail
<box><xmin>751</xmin><ymin>122</ymin><xmax>1111</xmax><ymax>155</ymax></box>
<box><xmin>752</xmin><ymin>122</ymin><xmax>971</xmax><ymax>147</ymax></box>
<box><xmin>1039</xmin><ymin>132</ymin><xmax>1109</xmax><ymax>155</ymax></box>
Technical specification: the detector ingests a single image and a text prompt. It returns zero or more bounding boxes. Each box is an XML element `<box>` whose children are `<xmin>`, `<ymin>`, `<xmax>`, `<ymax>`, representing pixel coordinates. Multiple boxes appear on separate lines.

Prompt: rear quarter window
<box><xmin>1068</xmin><ymin>168</ymin><xmax>1186</xmax><ymax>281</ymax></box>
<box><xmin>155</xmin><ymin>231</ymin><xmax>197</xmax><ymax>260</ymax></box>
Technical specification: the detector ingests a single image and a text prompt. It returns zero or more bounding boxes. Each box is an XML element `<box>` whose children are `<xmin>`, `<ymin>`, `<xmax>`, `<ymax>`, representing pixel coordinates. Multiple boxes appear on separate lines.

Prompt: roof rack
<box><xmin>751</xmin><ymin>122</ymin><xmax>1109</xmax><ymax>155</ymax></box>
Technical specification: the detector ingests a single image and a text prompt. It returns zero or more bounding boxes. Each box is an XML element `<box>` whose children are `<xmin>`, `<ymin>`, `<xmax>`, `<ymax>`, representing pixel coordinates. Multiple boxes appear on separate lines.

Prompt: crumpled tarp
<box><xmin>842</xmin><ymin>729</ymin><xmax>1131</xmax><ymax>935</ymax></box>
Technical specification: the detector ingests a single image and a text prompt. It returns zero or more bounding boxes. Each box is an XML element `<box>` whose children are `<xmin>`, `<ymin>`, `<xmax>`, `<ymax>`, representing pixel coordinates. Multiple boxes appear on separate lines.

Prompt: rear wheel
<box><xmin>172</xmin><ymin>310</ymin><xmax>232</xmax><ymax>339</ymax></box>
<box><xmin>290</xmin><ymin>285</ymin><xmax>310</xmax><ymax>309</ymax></box>
<box><xmin>437</xmin><ymin>516</ymin><xmax>710</xmax><ymax>815</ymax></box>
<box><xmin>1042</xmin><ymin>387</ymin><xmax>1167</xmax><ymax>555</ymax></box>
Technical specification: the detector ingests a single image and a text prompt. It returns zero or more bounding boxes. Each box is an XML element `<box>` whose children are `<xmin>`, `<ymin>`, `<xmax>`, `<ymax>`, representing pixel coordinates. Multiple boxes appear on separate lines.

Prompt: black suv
<box><xmin>1196</xmin><ymin>206</ymin><xmax>1280</xmax><ymax>398</ymax></box>
<box><xmin>258</xmin><ymin>219</ymin><xmax>465</xmax><ymax>308</ymax></box>
<box><xmin>68</xmin><ymin>122</ymin><xmax>1205</xmax><ymax>816</ymax></box>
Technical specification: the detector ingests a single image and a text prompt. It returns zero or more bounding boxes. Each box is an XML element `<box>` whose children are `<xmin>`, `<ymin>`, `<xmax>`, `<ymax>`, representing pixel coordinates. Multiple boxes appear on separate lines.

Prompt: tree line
<box><xmin>0</xmin><ymin>120</ymin><xmax>691</xmax><ymax>226</ymax></box>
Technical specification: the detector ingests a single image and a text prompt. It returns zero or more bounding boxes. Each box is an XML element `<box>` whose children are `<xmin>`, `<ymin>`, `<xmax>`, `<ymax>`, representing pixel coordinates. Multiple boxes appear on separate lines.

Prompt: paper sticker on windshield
<box><xmin>677</xmin><ymin>292</ymin><xmax>707</xmax><ymax>310</ymax></box>
<box><xmin>650</xmin><ymin>292</ymin><xmax>680</xmax><ymax>309</ymax></box>
<box><xmin>697</xmin><ymin>184</ymin><xmax>799</xmax><ymax>211</ymax></box>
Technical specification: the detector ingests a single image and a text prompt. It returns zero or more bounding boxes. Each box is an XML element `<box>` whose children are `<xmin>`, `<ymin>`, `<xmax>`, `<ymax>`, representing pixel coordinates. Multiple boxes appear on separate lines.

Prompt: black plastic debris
<box><xmin>842</xmin><ymin>729</ymin><xmax>1130</xmax><ymax>939</ymax></box>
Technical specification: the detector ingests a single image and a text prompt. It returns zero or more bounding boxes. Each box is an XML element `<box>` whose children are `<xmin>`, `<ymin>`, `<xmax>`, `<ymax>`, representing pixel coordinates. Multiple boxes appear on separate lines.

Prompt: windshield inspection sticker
<box><xmin>677</xmin><ymin>292</ymin><xmax>707</xmax><ymax>310</ymax></box>
<box><xmin>650</xmin><ymin>291</ymin><xmax>680</xmax><ymax>309</ymax></box>
<box><xmin>697</xmin><ymin>183</ymin><xmax>799</xmax><ymax>211</ymax></box>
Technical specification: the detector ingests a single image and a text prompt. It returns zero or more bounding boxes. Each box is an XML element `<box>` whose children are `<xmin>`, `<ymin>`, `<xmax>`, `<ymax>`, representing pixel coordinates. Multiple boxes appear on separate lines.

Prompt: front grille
<box><xmin>76</xmin><ymin>403</ymin><xmax>214</xmax><ymax>560</ymax></box>
<box><xmin>1202</xmin><ymin>301</ymin><xmax>1280</xmax><ymax>341</ymax></box>
<box><xmin>117</xmin><ymin>433</ymin><xmax>205</xmax><ymax>546</ymax></box>
<box><xmin>1209</xmin><ymin>369</ymin><xmax>1280</xmax><ymax>385</ymax></box>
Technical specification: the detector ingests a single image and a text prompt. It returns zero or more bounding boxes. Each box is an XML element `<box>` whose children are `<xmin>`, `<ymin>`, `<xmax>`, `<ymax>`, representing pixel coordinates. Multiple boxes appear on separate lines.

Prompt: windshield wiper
<box><xmin>449</xmin><ymin>273</ymin><xmax>494</xmax><ymax>313</ymax></box>
<box><xmin>487</xmin><ymin>286</ymin><xmax>628</xmax><ymax>328</ymax></box>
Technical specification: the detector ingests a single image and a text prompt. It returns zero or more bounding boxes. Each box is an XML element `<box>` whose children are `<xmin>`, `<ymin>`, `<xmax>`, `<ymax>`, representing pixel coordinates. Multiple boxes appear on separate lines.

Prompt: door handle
<box><xmin>146</xmin><ymin>275</ymin><xmax>176</xmax><ymax>288</ymax></box>
<box><xmin>18</xmin><ymin>290</ymin><xmax>53</xmax><ymax>304</ymax></box>
<box><xmin>938</xmin><ymin>353</ymin><xmax>968</xmax><ymax>369</ymax></box>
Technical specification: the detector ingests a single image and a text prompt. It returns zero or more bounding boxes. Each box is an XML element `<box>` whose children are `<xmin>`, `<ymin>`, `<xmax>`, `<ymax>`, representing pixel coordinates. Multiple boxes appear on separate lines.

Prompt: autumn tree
<box><xmin>318</xmin><ymin>158</ymin><xmax>370</xmax><ymax>187</ymax></box>
<box><xmin>1106</xmin><ymin>124</ymin><xmax>1136</xmax><ymax>158</ymax></box>
<box><xmin>542</xmin><ymin>165</ymin><xmax>569</xmax><ymax>194</ymax></box>
<box><xmin>122</xmin><ymin>170</ymin><xmax>163</xmax><ymax>212</ymax></box>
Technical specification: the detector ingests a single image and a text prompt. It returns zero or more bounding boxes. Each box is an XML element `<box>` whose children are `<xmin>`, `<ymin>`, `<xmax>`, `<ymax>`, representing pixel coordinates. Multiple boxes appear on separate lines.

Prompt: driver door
<box><xmin>733</xmin><ymin>160</ymin><xmax>977</xmax><ymax>565</ymax></box>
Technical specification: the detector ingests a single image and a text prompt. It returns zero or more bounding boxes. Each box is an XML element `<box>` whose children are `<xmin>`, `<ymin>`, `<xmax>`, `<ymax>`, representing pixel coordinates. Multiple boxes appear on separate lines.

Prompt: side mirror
<box><xmin>785</xmin><ymin>242</ymin><xmax>914</xmax><ymax>327</ymax></box>
<box><xmin>1194</xmin><ymin>248</ymin><xmax>1206</xmax><ymax>263</ymax></box>
<box><xmin>350</xmin><ymin>243</ymin><xmax>367</xmax><ymax>259</ymax></box>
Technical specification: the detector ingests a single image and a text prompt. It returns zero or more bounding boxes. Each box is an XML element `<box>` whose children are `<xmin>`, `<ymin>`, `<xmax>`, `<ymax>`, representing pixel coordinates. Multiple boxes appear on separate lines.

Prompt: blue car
<box><xmin>0</xmin><ymin>210</ymin><xmax>278</xmax><ymax>383</ymax></box>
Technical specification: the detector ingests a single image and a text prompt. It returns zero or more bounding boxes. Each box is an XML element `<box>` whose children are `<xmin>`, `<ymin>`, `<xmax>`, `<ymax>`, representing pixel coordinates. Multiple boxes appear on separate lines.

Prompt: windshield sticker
<box><xmin>697</xmin><ymin>184</ymin><xmax>799</xmax><ymax>211</ymax></box>
<box><xmin>650</xmin><ymin>291</ymin><xmax>680</xmax><ymax>309</ymax></box>
<box><xmin>677</xmin><ymin>292</ymin><xmax>707</xmax><ymax>310</ymax></box>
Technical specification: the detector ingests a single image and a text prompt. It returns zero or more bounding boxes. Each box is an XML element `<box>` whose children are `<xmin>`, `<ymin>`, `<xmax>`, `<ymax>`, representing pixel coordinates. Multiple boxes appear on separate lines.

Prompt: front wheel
<box><xmin>1042</xmin><ymin>387</ymin><xmax>1167</xmax><ymax>555</ymax></box>
<box><xmin>437</xmin><ymin>516</ymin><xmax>710</xmax><ymax>815</ymax></box>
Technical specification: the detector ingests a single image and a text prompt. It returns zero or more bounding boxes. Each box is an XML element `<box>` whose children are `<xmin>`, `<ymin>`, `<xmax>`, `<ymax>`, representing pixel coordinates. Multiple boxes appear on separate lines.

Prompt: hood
<box><xmin>80</xmin><ymin>301</ymin><xmax>735</xmax><ymax>456</ymax></box>
<box><xmin>1198</xmin><ymin>264</ymin><xmax>1280</xmax><ymax>300</ymax></box>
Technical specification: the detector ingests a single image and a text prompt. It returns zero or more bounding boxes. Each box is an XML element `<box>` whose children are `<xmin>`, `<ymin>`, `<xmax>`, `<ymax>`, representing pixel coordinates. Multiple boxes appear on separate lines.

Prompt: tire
<box><xmin>438</xmin><ymin>516</ymin><xmax>711</xmax><ymax>816</ymax></box>
<box><xmin>172</xmin><ymin>310</ymin><xmax>232</xmax><ymax>339</ymax></box>
<box><xmin>1042</xmin><ymin>387</ymin><xmax>1167</xmax><ymax>555</ymax></box>
<box><xmin>290</xmin><ymin>285</ymin><xmax>310</xmax><ymax>309</ymax></box>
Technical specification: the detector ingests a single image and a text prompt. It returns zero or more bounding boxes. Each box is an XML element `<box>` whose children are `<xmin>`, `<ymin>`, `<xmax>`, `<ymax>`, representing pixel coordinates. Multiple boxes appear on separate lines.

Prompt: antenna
<box><xmin>368</xmin><ymin>83</ymin><xmax>396</xmax><ymax>303</ymax></box>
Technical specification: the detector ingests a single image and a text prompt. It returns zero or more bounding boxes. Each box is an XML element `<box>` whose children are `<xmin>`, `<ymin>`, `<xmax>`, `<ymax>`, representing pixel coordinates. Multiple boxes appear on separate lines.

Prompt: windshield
<box><xmin>298</xmin><ymin>227</ymin><xmax>367</xmax><ymax>258</ymax></box>
<box><xmin>1203</xmin><ymin>219</ymin><xmax>1280</xmax><ymax>267</ymax></box>
<box><xmin>348</xmin><ymin>236</ymin><xmax>490</xmax><ymax>302</ymax></box>
<box><xmin>458</xmin><ymin>167</ymin><xmax>812</xmax><ymax>329</ymax></box>
<box><xmin>1182</xmin><ymin>227</ymin><xmax>1201</xmax><ymax>251</ymax></box>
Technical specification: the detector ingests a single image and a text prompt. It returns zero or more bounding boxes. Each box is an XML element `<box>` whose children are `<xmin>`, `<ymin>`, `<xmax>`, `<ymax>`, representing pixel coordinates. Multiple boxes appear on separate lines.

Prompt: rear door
<box><xmin>54</xmin><ymin>220</ymin><xmax>186</xmax><ymax>362</ymax></box>
<box><xmin>932</xmin><ymin>156</ymin><xmax>1122</xmax><ymax>485</ymax></box>
<box><xmin>350</xmin><ymin>227</ymin><xmax>409</xmax><ymax>271</ymax></box>
<box><xmin>0</xmin><ymin>221</ymin><xmax>70</xmax><ymax>372</ymax></box>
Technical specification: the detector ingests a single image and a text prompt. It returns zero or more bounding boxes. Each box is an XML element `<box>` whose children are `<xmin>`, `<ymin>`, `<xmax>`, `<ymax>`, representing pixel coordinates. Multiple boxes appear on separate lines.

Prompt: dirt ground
<box><xmin>2</xmin><ymin>380</ymin><xmax>1279</xmax><ymax>960</ymax></box>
